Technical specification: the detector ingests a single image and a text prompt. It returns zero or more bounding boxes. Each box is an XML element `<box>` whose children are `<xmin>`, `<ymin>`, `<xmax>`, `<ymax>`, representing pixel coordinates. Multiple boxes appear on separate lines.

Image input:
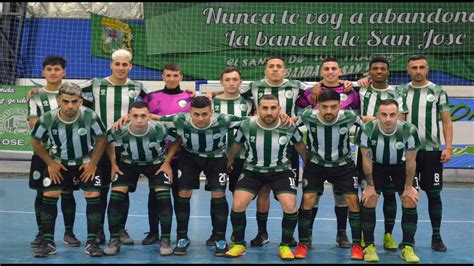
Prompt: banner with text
<box><xmin>0</xmin><ymin>85</ymin><xmax>33</xmax><ymax>153</ymax></box>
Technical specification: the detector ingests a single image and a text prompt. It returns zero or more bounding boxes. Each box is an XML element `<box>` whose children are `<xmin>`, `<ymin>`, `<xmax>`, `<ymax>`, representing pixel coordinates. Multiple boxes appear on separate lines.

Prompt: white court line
<box><xmin>0</xmin><ymin>210</ymin><xmax>473</xmax><ymax>223</ymax></box>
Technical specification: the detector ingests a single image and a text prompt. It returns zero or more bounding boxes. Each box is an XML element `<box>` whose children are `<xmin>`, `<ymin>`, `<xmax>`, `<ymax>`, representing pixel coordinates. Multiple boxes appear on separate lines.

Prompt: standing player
<box><xmin>400</xmin><ymin>55</ymin><xmax>453</xmax><ymax>252</ymax></box>
<box><xmin>103</xmin><ymin>101</ymin><xmax>181</xmax><ymax>256</ymax></box>
<box><xmin>293</xmin><ymin>90</ymin><xmax>364</xmax><ymax>260</ymax></box>
<box><xmin>27</xmin><ymin>55</ymin><xmax>80</xmax><ymax>248</ymax></box>
<box><xmin>79</xmin><ymin>49</ymin><xmax>148</xmax><ymax>245</ymax></box>
<box><xmin>296</xmin><ymin>57</ymin><xmax>360</xmax><ymax>248</ymax></box>
<box><xmin>359</xmin><ymin>99</ymin><xmax>421</xmax><ymax>263</ymax></box>
<box><xmin>160</xmin><ymin>96</ymin><xmax>244</xmax><ymax>256</ymax></box>
<box><xmin>140</xmin><ymin>63</ymin><xmax>194</xmax><ymax>245</ymax></box>
<box><xmin>356</xmin><ymin>56</ymin><xmax>408</xmax><ymax>249</ymax></box>
<box><xmin>224</xmin><ymin>94</ymin><xmax>308</xmax><ymax>260</ymax></box>
<box><xmin>31</xmin><ymin>82</ymin><xmax>107</xmax><ymax>257</ymax></box>
<box><xmin>205</xmin><ymin>67</ymin><xmax>253</xmax><ymax>245</ymax></box>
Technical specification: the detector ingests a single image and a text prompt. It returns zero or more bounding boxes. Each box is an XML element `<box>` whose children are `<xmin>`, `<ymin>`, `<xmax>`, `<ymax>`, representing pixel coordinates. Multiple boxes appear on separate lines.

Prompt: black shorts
<box><xmin>29</xmin><ymin>154</ymin><xmax>46</xmax><ymax>191</ymax></box>
<box><xmin>415</xmin><ymin>151</ymin><xmax>443</xmax><ymax>191</ymax></box>
<box><xmin>302</xmin><ymin>161</ymin><xmax>359</xmax><ymax>195</ymax></box>
<box><xmin>373</xmin><ymin>163</ymin><xmax>407</xmax><ymax>195</ymax></box>
<box><xmin>42</xmin><ymin>165</ymin><xmax>102</xmax><ymax>192</ymax></box>
<box><xmin>228</xmin><ymin>158</ymin><xmax>245</xmax><ymax>193</ymax></box>
<box><xmin>177</xmin><ymin>149</ymin><xmax>227</xmax><ymax>192</ymax></box>
<box><xmin>112</xmin><ymin>161</ymin><xmax>171</xmax><ymax>193</ymax></box>
<box><xmin>98</xmin><ymin>146</ymin><xmax>123</xmax><ymax>188</ymax></box>
<box><xmin>234</xmin><ymin>170</ymin><xmax>297</xmax><ymax>197</ymax></box>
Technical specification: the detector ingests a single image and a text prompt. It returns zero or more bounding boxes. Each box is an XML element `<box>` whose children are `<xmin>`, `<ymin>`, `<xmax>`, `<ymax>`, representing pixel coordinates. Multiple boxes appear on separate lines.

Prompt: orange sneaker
<box><xmin>351</xmin><ymin>244</ymin><xmax>364</xmax><ymax>260</ymax></box>
<box><xmin>294</xmin><ymin>243</ymin><xmax>309</xmax><ymax>259</ymax></box>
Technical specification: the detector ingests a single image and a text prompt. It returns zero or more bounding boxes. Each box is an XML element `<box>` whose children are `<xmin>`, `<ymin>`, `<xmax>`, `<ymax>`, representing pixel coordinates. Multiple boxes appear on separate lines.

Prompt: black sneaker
<box><xmin>250</xmin><ymin>232</ymin><xmax>269</xmax><ymax>247</ymax></box>
<box><xmin>336</xmin><ymin>231</ymin><xmax>351</xmax><ymax>249</ymax></box>
<box><xmin>63</xmin><ymin>233</ymin><xmax>81</xmax><ymax>247</ymax></box>
<box><xmin>214</xmin><ymin>240</ymin><xmax>228</xmax><ymax>257</ymax></box>
<box><xmin>431</xmin><ymin>238</ymin><xmax>447</xmax><ymax>252</ymax></box>
<box><xmin>142</xmin><ymin>232</ymin><xmax>159</xmax><ymax>245</ymax></box>
<box><xmin>206</xmin><ymin>233</ymin><xmax>217</xmax><ymax>247</ymax></box>
<box><xmin>31</xmin><ymin>233</ymin><xmax>43</xmax><ymax>248</ymax></box>
<box><xmin>173</xmin><ymin>238</ymin><xmax>191</xmax><ymax>255</ymax></box>
<box><xmin>84</xmin><ymin>240</ymin><xmax>105</xmax><ymax>257</ymax></box>
<box><xmin>33</xmin><ymin>240</ymin><xmax>56</xmax><ymax>258</ymax></box>
<box><xmin>96</xmin><ymin>229</ymin><xmax>106</xmax><ymax>245</ymax></box>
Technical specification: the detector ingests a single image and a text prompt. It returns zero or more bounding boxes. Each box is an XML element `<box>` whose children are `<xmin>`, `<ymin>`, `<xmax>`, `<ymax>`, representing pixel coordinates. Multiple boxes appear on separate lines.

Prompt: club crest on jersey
<box><xmin>364</xmin><ymin>91</ymin><xmax>372</xmax><ymax>98</ymax></box>
<box><xmin>178</xmin><ymin>100</ymin><xmax>188</xmax><ymax>108</ymax></box>
<box><xmin>43</xmin><ymin>177</ymin><xmax>52</xmax><ymax>187</ymax></box>
<box><xmin>278</xmin><ymin>136</ymin><xmax>288</xmax><ymax>145</ymax></box>
<box><xmin>285</xmin><ymin>90</ymin><xmax>294</xmax><ymax>98</ymax></box>
<box><xmin>148</xmin><ymin>142</ymin><xmax>157</xmax><ymax>148</ymax></box>
<box><xmin>237</xmin><ymin>173</ymin><xmax>245</xmax><ymax>182</ymax></box>
<box><xmin>240</xmin><ymin>104</ymin><xmax>248</xmax><ymax>112</ymax></box>
<box><xmin>32</xmin><ymin>171</ymin><xmax>41</xmax><ymax>180</ymax></box>
<box><xmin>177</xmin><ymin>170</ymin><xmax>182</xmax><ymax>179</ymax></box>
<box><xmin>128</xmin><ymin>90</ymin><xmax>137</xmax><ymax>98</ymax></box>
<box><xmin>426</xmin><ymin>94</ymin><xmax>436</xmax><ymax>102</ymax></box>
<box><xmin>338</xmin><ymin>127</ymin><xmax>348</xmax><ymax>134</ymax></box>
<box><xmin>302</xmin><ymin>178</ymin><xmax>308</xmax><ymax>188</ymax></box>
<box><xmin>340</xmin><ymin>93</ymin><xmax>348</xmax><ymax>101</ymax></box>
<box><xmin>394</xmin><ymin>141</ymin><xmax>405</xmax><ymax>150</ymax></box>
<box><xmin>77</xmin><ymin>128</ymin><xmax>88</xmax><ymax>136</ymax></box>
<box><xmin>213</xmin><ymin>133</ymin><xmax>221</xmax><ymax>139</ymax></box>
<box><xmin>112</xmin><ymin>174</ymin><xmax>119</xmax><ymax>182</ymax></box>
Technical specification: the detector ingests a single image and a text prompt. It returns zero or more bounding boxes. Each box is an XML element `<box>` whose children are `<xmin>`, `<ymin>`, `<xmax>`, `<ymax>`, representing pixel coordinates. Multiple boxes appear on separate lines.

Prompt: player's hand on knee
<box><xmin>362</xmin><ymin>185</ymin><xmax>377</xmax><ymax>206</ymax></box>
<box><xmin>110</xmin><ymin>163</ymin><xmax>123</xmax><ymax>179</ymax></box>
<box><xmin>401</xmin><ymin>186</ymin><xmax>418</xmax><ymax>206</ymax></box>
<box><xmin>156</xmin><ymin>161</ymin><xmax>173</xmax><ymax>184</ymax></box>
<box><xmin>48</xmin><ymin>162</ymin><xmax>66</xmax><ymax>184</ymax></box>
<box><xmin>79</xmin><ymin>162</ymin><xmax>97</xmax><ymax>182</ymax></box>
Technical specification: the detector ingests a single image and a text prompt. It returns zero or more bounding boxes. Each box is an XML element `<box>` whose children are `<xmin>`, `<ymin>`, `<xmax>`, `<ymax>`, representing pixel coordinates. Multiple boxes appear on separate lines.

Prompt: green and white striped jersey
<box><xmin>213</xmin><ymin>95</ymin><xmax>253</xmax><ymax>159</ymax></box>
<box><xmin>79</xmin><ymin>78</ymin><xmax>147</xmax><ymax>130</ymax></box>
<box><xmin>234</xmin><ymin>117</ymin><xmax>303</xmax><ymax>173</ymax></box>
<box><xmin>358</xmin><ymin>119</ymin><xmax>421</xmax><ymax>165</ymax></box>
<box><xmin>28</xmin><ymin>87</ymin><xmax>59</xmax><ymax>118</ymax></box>
<box><xmin>107</xmin><ymin>120</ymin><xmax>175</xmax><ymax>165</ymax></box>
<box><xmin>161</xmin><ymin>112</ymin><xmax>244</xmax><ymax>158</ymax></box>
<box><xmin>358</xmin><ymin>85</ymin><xmax>407</xmax><ymax>117</ymax></box>
<box><xmin>400</xmin><ymin>82</ymin><xmax>450</xmax><ymax>151</ymax></box>
<box><xmin>240</xmin><ymin>79</ymin><xmax>307</xmax><ymax>116</ymax></box>
<box><xmin>31</xmin><ymin>106</ymin><xmax>106</xmax><ymax>166</ymax></box>
<box><xmin>298</xmin><ymin>108</ymin><xmax>362</xmax><ymax>167</ymax></box>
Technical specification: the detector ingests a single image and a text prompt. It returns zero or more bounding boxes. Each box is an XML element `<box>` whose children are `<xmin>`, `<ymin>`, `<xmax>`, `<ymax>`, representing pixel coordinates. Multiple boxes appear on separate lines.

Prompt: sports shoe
<box><xmin>33</xmin><ymin>241</ymin><xmax>56</xmax><ymax>258</ymax></box>
<box><xmin>31</xmin><ymin>233</ymin><xmax>43</xmax><ymax>248</ymax></box>
<box><xmin>119</xmin><ymin>229</ymin><xmax>134</xmax><ymax>245</ymax></box>
<box><xmin>351</xmin><ymin>244</ymin><xmax>364</xmax><ymax>260</ymax></box>
<box><xmin>206</xmin><ymin>233</ymin><xmax>216</xmax><ymax>246</ymax></box>
<box><xmin>294</xmin><ymin>243</ymin><xmax>309</xmax><ymax>259</ymax></box>
<box><xmin>159</xmin><ymin>239</ymin><xmax>173</xmax><ymax>256</ymax></box>
<box><xmin>104</xmin><ymin>239</ymin><xmax>121</xmax><ymax>256</ymax></box>
<box><xmin>225</xmin><ymin>244</ymin><xmax>246</xmax><ymax>258</ymax></box>
<box><xmin>84</xmin><ymin>240</ymin><xmax>105</xmax><ymax>257</ymax></box>
<box><xmin>173</xmin><ymin>238</ymin><xmax>191</xmax><ymax>255</ymax></box>
<box><xmin>336</xmin><ymin>231</ymin><xmax>352</xmax><ymax>248</ymax></box>
<box><xmin>431</xmin><ymin>238</ymin><xmax>447</xmax><ymax>252</ymax></box>
<box><xmin>279</xmin><ymin>245</ymin><xmax>294</xmax><ymax>260</ymax></box>
<box><xmin>383</xmin><ymin>233</ymin><xmax>398</xmax><ymax>250</ymax></box>
<box><xmin>288</xmin><ymin>236</ymin><xmax>297</xmax><ymax>247</ymax></box>
<box><xmin>63</xmin><ymin>233</ymin><xmax>81</xmax><ymax>247</ymax></box>
<box><xmin>400</xmin><ymin>246</ymin><xmax>420</xmax><ymax>263</ymax></box>
<box><xmin>363</xmin><ymin>244</ymin><xmax>379</xmax><ymax>262</ymax></box>
<box><xmin>250</xmin><ymin>232</ymin><xmax>269</xmax><ymax>247</ymax></box>
<box><xmin>96</xmin><ymin>229</ymin><xmax>106</xmax><ymax>245</ymax></box>
<box><xmin>399</xmin><ymin>239</ymin><xmax>415</xmax><ymax>250</ymax></box>
<box><xmin>214</xmin><ymin>240</ymin><xmax>228</xmax><ymax>257</ymax></box>
<box><xmin>142</xmin><ymin>232</ymin><xmax>159</xmax><ymax>245</ymax></box>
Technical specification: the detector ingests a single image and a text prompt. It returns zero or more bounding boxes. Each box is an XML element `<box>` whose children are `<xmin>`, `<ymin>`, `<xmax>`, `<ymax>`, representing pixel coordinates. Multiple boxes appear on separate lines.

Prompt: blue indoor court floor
<box><xmin>0</xmin><ymin>177</ymin><xmax>472</xmax><ymax>264</ymax></box>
